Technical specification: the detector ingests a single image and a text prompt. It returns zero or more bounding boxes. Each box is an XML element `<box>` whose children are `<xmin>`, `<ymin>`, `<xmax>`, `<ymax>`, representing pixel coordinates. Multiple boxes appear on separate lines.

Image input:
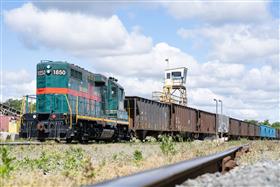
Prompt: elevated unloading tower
<box><xmin>153</xmin><ymin>67</ymin><xmax>188</xmax><ymax>106</ymax></box>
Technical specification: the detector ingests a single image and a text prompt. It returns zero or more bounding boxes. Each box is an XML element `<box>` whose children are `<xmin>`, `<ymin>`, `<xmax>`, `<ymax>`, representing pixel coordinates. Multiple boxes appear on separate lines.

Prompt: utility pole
<box><xmin>219</xmin><ymin>100</ymin><xmax>223</xmax><ymax>116</ymax></box>
<box><xmin>214</xmin><ymin>98</ymin><xmax>218</xmax><ymax>139</ymax></box>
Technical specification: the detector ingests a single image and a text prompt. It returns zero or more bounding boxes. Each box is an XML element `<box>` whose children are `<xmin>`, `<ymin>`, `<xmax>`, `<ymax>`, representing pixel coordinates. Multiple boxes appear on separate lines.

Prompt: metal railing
<box><xmin>152</xmin><ymin>91</ymin><xmax>187</xmax><ymax>106</ymax></box>
<box><xmin>90</xmin><ymin>144</ymin><xmax>248</xmax><ymax>187</ymax></box>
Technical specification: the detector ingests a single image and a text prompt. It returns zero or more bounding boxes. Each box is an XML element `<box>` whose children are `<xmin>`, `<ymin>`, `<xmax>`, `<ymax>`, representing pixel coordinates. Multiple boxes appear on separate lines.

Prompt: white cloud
<box><xmin>163</xmin><ymin>1</ymin><xmax>271</xmax><ymax>23</ymax></box>
<box><xmin>4</xmin><ymin>3</ymin><xmax>153</xmax><ymax>57</ymax></box>
<box><xmin>1</xmin><ymin>69</ymin><xmax>36</xmax><ymax>101</ymax></box>
<box><xmin>235</xmin><ymin>109</ymin><xmax>259</xmax><ymax>119</ymax></box>
<box><xmin>96</xmin><ymin>42</ymin><xmax>198</xmax><ymax>78</ymax></box>
<box><xmin>243</xmin><ymin>66</ymin><xmax>279</xmax><ymax>91</ymax></box>
<box><xmin>178</xmin><ymin>22</ymin><xmax>279</xmax><ymax>63</ymax></box>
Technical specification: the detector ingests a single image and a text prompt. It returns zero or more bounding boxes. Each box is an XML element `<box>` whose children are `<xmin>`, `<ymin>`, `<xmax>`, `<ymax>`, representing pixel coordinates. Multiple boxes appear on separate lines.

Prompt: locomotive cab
<box><xmin>107</xmin><ymin>77</ymin><xmax>128</xmax><ymax>121</ymax></box>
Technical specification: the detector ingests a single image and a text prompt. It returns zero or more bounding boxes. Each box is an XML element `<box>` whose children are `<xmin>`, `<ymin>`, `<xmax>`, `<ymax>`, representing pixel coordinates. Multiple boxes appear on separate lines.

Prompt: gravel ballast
<box><xmin>179</xmin><ymin>160</ymin><xmax>280</xmax><ymax>187</ymax></box>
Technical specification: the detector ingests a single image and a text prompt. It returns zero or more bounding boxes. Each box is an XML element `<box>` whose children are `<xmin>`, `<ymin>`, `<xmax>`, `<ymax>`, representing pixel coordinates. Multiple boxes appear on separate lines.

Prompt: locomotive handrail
<box><xmin>64</xmin><ymin>94</ymin><xmax>73</xmax><ymax>129</ymax></box>
<box><xmin>90</xmin><ymin>145</ymin><xmax>247</xmax><ymax>187</ymax></box>
<box><xmin>76</xmin><ymin>96</ymin><xmax>79</xmax><ymax>123</ymax></box>
<box><xmin>127</xmin><ymin>99</ymin><xmax>131</xmax><ymax>128</ymax></box>
<box><xmin>19</xmin><ymin>96</ymin><xmax>25</xmax><ymax>126</ymax></box>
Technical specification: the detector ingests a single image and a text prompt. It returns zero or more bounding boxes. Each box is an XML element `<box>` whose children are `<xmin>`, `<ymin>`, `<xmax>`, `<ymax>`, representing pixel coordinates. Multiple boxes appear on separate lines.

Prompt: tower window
<box><xmin>166</xmin><ymin>73</ymin><xmax>170</xmax><ymax>79</ymax></box>
<box><xmin>172</xmin><ymin>72</ymin><xmax>181</xmax><ymax>77</ymax></box>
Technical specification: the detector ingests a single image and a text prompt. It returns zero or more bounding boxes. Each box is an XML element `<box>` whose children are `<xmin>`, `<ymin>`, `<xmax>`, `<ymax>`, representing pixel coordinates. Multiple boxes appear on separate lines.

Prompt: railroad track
<box><xmin>90</xmin><ymin>144</ymin><xmax>249</xmax><ymax>187</ymax></box>
<box><xmin>0</xmin><ymin>141</ymin><xmax>44</xmax><ymax>146</ymax></box>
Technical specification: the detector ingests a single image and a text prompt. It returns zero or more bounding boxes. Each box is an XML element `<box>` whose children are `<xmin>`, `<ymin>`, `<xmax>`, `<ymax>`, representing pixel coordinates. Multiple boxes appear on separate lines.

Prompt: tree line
<box><xmin>3</xmin><ymin>98</ymin><xmax>36</xmax><ymax>113</ymax></box>
<box><xmin>244</xmin><ymin>119</ymin><xmax>280</xmax><ymax>129</ymax></box>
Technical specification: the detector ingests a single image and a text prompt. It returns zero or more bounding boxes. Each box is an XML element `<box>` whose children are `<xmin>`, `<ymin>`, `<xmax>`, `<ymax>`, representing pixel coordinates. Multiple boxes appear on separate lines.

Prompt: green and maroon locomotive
<box><xmin>20</xmin><ymin>60</ymin><xmax>130</xmax><ymax>142</ymax></box>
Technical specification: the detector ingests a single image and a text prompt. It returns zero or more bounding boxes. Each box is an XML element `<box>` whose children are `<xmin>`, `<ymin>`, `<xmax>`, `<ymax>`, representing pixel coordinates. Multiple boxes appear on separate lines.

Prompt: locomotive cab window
<box><xmin>111</xmin><ymin>86</ymin><xmax>117</xmax><ymax>97</ymax></box>
<box><xmin>71</xmin><ymin>69</ymin><xmax>82</xmax><ymax>81</ymax></box>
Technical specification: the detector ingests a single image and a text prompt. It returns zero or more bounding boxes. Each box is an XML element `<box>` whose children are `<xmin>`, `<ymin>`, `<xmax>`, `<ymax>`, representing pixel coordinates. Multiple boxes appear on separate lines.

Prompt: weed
<box><xmin>64</xmin><ymin>147</ymin><xmax>85</xmax><ymax>171</ymax></box>
<box><xmin>112</xmin><ymin>153</ymin><xmax>118</xmax><ymax>161</ymax></box>
<box><xmin>36</xmin><ymin>151</ymin><xmax>50</xmax><ymax>172</ymax></box>
<box><xmin>83</xmin><ymin>157</ymin><xmax>95</xmax><ymax>178</ymax></box>
<box><xmin>100</xmin><ymin>159</ymin><xmax>106</xmax><ymax>168</ymax></box>
<box><xmin>144</xmin><ymin>136</ymin><xmax>157</xmax><ymax>143</ymax></box>
<box><xmin>195</xmin><ymin>149</ymin><xmax>204</xmax><ymax>157</ymax></box>
<box><xmin>133</xmin><ymin>150</ymin><xmax>143</xmax><ymax>162</ymax></box>
<box><xmin>130</xmin><ymin>137</ymin><xmax>141</xmax><ymax>143</ymax></box>
<box><xmin>158</xmin><ymin>135</ymin><xmax>176</xmax><ymax>156</ymax></box>
<box><xmin>0</xmin><ymin>146</ymin><xmax>15</xmax><ymax>177</ymax></box>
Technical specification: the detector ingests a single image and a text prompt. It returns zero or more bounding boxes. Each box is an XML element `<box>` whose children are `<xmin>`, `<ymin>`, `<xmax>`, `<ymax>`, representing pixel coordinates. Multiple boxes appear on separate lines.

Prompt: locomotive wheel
<box><xmin>38</xmin><ymin>138</ymin><xmax>46</xmax><ymax>142</ymax></box>
<box><xmin>66</xmin><ymin>138</ymin><xmax>72</xmax><ymax>144</ymax></box>
<box><xmin>79</xmin><ymin>136</ymin><xmax>89</xmax><ymax>144</ymax></box>
<box><xmin>79</xmin><ymin>139</ymin><xmax>89</xmax><ymax>144</ymax></box>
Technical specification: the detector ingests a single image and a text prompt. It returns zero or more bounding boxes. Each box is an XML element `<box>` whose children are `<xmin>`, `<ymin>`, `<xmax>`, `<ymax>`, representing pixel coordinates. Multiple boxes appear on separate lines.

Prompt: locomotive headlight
<box><xmin>46</xmin><ymin>65</ymin><xmax>51</xmax><ymax>69</ymax></box>
<box><xmin>46</xmin><ymin>70</ymin><xmax>51</xmax><ymax>75</ymax></box>
<box><xmin>33</xmin><ymin>114</ymin><xmax>37</xmax><ymax>119</ymax></box>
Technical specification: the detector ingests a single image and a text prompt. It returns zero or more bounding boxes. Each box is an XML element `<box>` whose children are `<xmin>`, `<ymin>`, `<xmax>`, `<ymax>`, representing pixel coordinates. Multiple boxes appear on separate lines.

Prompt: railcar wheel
<box><xmin>79</xmin><ymin>138</ymin><xmax>89</xmax><ymax>144</ymax></box>
<box><xmin>128</xmin><ymin>130</ymin><xmax>135</xmax><ymax>141</ymax></box>
<box><xmin>193</xmin><ymin>133</ymin><xmax>200</xmax><ymax>139</ymax></box>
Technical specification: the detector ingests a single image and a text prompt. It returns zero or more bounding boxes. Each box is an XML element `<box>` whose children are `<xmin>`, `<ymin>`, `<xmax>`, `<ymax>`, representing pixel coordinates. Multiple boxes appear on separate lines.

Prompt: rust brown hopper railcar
<box><xmin>125</xmin><ymin>96</ymin><xmax>218</xmax><ymax>140</ymax></box>
<box><xmin>198</xmin><ymin>110</ymin><xmax>216</xmax><ymax>135</ymax></box>
<box><xmin>277</xmin><ymin>129</ymin><xmax>280</xmax><ymax>139</ymax></box>
<box><xmin>170</xmin><ymin>104</ymin><xmax>198</xmax><ymax>133</ymax></box>
<box><xmin>228</xmin><ymin>118</ymin><xmax>240</xmax><ymax>139</ymax></box>
<box><xmin>248</xmin><ymin>123</ymin><xmax>255</xmax><ymax>139</ymax></box>
<box><xmin>125</xmin><ymin>96</ymin><xmax>171</xmax><ymax>139</ymax></box>
<box><xmin>240</xmin><ymin>121</ymin><xmax>249</xmax><ymax>137</ymax></box>
<box><xmin>254</xmin><ymin>124</ymin><xmax>260</xmax><ymax>139</ymax></box>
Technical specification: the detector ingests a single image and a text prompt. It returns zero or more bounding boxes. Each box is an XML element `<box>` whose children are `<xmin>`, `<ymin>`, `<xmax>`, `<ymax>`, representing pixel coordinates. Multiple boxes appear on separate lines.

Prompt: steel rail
<box><xmin>0</xmin><ymin>141</ymin><xmax>43</xmax><ymax>146</ymax></box>
<box><xmin>90</xmin><ymin>144</ymin><xmax>248</xmax><ymax>187</ymax></box>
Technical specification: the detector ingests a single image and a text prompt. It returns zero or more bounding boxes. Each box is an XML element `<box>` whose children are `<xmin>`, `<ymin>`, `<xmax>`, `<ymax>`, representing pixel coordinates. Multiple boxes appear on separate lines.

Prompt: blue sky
<box><xmin>1</xmin><ymin>1</ymin><xmax>279</xmax><ymax>122</ymax></box>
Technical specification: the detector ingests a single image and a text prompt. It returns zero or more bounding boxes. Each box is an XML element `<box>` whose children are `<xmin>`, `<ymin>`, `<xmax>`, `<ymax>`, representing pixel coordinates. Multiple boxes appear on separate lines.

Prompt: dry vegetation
<box><xmin>236</xmin><ymin>140</ymin><xmax>280</xmax><ymax>165</ymax></box>
<box><xmin>0</xmin><ymin>138</ymin><xmax>279</xmax><ymax>187</ymax></box>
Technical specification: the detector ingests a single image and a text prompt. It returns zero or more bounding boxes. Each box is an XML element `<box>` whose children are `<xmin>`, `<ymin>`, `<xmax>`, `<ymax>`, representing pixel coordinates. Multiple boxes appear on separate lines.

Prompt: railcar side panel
<box><xmin>259</xmin><ymin>125</ymin><xmax>275</xmax><ymax>138</ymax></box>
<box><xmin>170</xmin><ymin>104</ymin><xmax>198</xmax><ymax>132</ymax></box>
<box><xmin>271</xmin><ymin>128</ymin><xmax>276</xmax><ymax>138</ymax></box>
<box><xmin>254</xmin><ymin>125</ymin><xmax>260</xmax><ymax>137</ymax></box>
<box><xmin>125</xmin><ymin>97</ymin><xmax>170</xmax><ymax>131</ymax></box>
<box><xmin>240</xmin><ymin>121</ymin><xmax>249</xmax><ymax>137</ymax></box>
<box><xmin>229</xmin><ymin>118</ymin><xmax>240</xmax><ymax>136</ymax></box>
<box><xmin>199</xmin><ymin>111</ymin><xmax>216</xmax><ymax>134</ymax></box>
<box><xmin>248</xmin><ymin>124</ymin><xmax>255</xmax><ymax>137</ymax></box>
<box><xmin>218</xmin><ymin>115</ymin><xmax>229</xmax><ymax>134</ymax></box>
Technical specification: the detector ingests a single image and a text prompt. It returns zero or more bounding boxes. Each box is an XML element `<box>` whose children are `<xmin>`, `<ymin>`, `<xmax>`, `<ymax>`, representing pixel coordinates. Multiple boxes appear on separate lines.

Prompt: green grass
<box><xmin>158</xmin><ymin>135</ymin><xmax>176</xmax><ymax>156</ymax></box>
<box><xmin>0</xmin><ymin>146</ymin><xmax>15</xmax><ymax>178</ymax></box>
